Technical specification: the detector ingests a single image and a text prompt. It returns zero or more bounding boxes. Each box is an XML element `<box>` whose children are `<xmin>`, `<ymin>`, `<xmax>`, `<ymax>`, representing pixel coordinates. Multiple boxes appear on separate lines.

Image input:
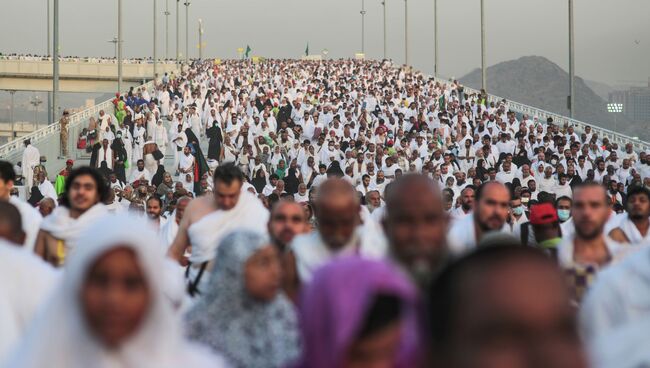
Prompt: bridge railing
<box><xmin>429</xmin><ymin>74</ymin><xmax>650</xmax><ymax>152</ymax></box>
<box><xmin>0</xmin><ymin>80</ymin><xmax>155</xmax><ymax>171</ymax></box>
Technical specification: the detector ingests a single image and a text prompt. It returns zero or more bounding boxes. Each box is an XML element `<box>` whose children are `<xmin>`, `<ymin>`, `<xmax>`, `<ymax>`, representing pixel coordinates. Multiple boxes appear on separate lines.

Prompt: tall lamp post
<box><xmin>434</xmin><ymin>0</ymin><xmax>438</xmax><ymax>76</ymax></box>
<box><xmin>117</xmin><ymin>0</ymin><xmax>123</xmax><ymax>93</ymax></box>
<box><xmin>108</xmin><ymin>37</ymin><xmax>119</xmax><ymax>58</ymax></box>
<box><xmin>9</xmin><ymin>91</ymin><xmax>16</xmax><ymax>140</ymax></box>
<box><xmin>30</xmin><ymin>96</ymin><xmax>43</xmax><ymax>128</ymax></box>
<box><xmin>165</xmin><ymin>0</ymin><xmax>170</xmax><ymax>59</ymax></box>
<box><xmin>382</xmin><ymin>0</ymin><xmax>387</xmax><ymax>59</ymax></box>
<box><xmin>53</xmin><ymin>0</ymin><xmax>59</xmax><ymax>126</ymax></box>
<box><xmin>480</xmin><ymin>0</ymin><xmax>487</xmax><ymax>92</ymax></box>
<box><xmin>176</xmin><ymin>0</ymin><xmax>180</xmax><ymax>66</ymax></box>
<box><xmin>153</xmin><ymin>0</ymin><xmax>158</xmax><ymax>79</ymax></box>
<box><xmin>568</xmin><ymin>0</ymin><xmax>575</xmax><ymax>118</ymax></box>
<box><xmin>184</xmin><ymin>1</ymin><xmax>191</xmax><ymax>62</ymax></box>
<box><xmin>607</xmin><ymin>103</ymin><xmax>623</xmax><ymax>130</ymax></box>
<box><xmin>360</xmin><ymin>0</ymin><xmax>366</xmax><ymax>55</ymax></box>
<box><xmin>46</xmin><ymin>0</ymin><xmax>52</xmax><ymax>124</ymax></box>
<box><xmin>198</xmin><ymin>19</ymin><xmax>204</xmax><ymax>60</ymax></box>
<box><xmin>404</xmin><ymin>0</ymin><xmax>409</xmax><ymax>65</ymax></box>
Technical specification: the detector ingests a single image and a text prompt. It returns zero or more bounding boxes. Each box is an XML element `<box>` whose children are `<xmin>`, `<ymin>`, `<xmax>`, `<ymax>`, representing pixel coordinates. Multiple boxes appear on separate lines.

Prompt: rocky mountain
<box><xmin>460</xmin><ymin>56</ymin><xmax>646</xmax><ymax>140</ymax></box>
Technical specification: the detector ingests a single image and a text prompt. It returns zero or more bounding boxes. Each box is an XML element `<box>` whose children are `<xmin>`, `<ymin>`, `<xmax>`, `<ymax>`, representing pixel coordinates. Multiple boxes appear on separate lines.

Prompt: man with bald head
<box><xmin>448</xmin><ymin>181</ymin><xmax>511</xmax><ymax>255</ymax></box>
<box><xmin>382</xmin><ymin>174</ymin><xmax>449</xmax><ymax>289</ymax></box>
<box><xmin>284</xmin><ymin>178</ymin><xmax>384</xmax><ymax>301</ymax></box>
<box><xmin>37</xmin><ymin>198</ymin><xmax>56</xmax><ymax>218</ymax></box>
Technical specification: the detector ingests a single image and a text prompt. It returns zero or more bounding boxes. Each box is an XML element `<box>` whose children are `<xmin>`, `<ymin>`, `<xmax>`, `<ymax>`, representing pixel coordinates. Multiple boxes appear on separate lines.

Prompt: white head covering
<box><xmin>6</xmin><ymin>214</ymin><xmax>226</xmax><ymax>368</ymax></box>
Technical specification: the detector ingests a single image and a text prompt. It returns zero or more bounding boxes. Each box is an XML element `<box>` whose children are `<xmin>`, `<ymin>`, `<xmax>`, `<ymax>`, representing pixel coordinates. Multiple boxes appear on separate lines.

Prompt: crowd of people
<box><xmin>2</xmin><ymin>58</ymin><xmax>650</xmax><ymax>367</ymax></box>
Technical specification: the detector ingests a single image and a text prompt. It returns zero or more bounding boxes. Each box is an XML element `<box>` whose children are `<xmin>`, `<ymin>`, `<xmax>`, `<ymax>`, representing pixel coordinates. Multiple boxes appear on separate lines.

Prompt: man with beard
<box><xmin>608</xmin><ymin>186</ymin><xmax>650</xmax><ymax>244</ymax></box>
<box><xmin>382</xmin><ymin>174</ymin><xmax>449</xmax><ymax>290</ymax></box>
<box><xmin>167</xmin><ymin>163</ymin><xmax>268</xmax><ymax>296</ymax></box>
<box><xmin>129</xmin><ymin>159</ymin><xmax>152</xmax><ymax>185</ymax></box>
<box><xmin>268</xmin><ymin>199</ymin><xmax>309</xmax><ymax>253</ymax></box>
<box><xmin>448</xmin><ymin>181</ymin><xmax>510</xmax><ymax>255</ymax></box>
<box><xmin>35</xmin><ymin>167</ymin><xmax>108</xmax><ymax>267</ymax></box>
<box><xmin>146</xmin><ymin>195</ymin><xmax>166</xmax><ymax>230</ymax></box>
<box><xmin>557</xmin><ymin>182</ymin><xmax>637</xmax><ymax>302</ymax></box>
<box><xmin>450</xmin><ymin>186</ymin><xmax>475</xmax><ymax>222</ymax></box>
<box><xmin>365</xmin><ymin>190</ymin><xmax>381</xmax><ymax>214</ymax></box>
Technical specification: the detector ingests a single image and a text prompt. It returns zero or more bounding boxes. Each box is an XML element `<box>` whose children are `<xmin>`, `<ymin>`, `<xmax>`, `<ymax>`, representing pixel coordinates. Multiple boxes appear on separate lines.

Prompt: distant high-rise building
<box><xmin>609</xmin><ymin>79</ymin><xmax>650</xmax><ymax>123</ymax></box>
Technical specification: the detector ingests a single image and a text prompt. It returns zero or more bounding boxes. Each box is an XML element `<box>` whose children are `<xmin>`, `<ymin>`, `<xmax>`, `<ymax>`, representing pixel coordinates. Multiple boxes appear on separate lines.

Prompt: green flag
<box><xmin>245</xmin><ymin>45</ymin><xmax>252</xmax><ymax>58</ymax></box>
<box><xmin>305</xmin><ymin>43</ymin><xmax>309</xmax><ymax>56</ymax></box>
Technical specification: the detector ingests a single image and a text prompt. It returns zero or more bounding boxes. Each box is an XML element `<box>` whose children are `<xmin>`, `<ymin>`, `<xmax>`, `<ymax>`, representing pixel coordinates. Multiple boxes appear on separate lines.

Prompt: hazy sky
<box><xmin>3</xmin><ymin>0</ymin><xmax>649</xmax><ymax>86</ymax></box>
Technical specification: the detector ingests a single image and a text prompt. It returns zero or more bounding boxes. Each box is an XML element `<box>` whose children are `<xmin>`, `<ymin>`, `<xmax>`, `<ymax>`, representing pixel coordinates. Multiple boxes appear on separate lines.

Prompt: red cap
<box><xmin>66</xmin><ymin>159</ymin><xmax>74</xmax><ymax>165</ymax></box>
<box><xmin>529</xmin><ymin>203</ymin><xmax>558</xmax><ymax>225</ymax></box>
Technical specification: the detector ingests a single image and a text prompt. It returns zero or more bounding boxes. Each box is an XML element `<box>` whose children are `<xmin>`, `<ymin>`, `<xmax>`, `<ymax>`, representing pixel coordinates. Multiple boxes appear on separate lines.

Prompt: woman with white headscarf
<box><xmin>185</xmin><ymin>230</ymin><xmax>301</xmax><ymax>368</ymax></box>
<box><xmin>5</xmin><ymin>214</ymin><xmax>226</xmax><ymax>368</ymax></box>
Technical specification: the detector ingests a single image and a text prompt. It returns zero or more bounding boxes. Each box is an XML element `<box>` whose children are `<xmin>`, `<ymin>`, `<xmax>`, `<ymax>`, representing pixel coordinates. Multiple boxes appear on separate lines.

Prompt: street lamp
<box><xmin>165</xmin><ymin>0</ymin><xmax>170</xmax><ymax>59</ymax></box>
<box><xmin>198</xmin><ymin>18</ymin><xmax>204</xmax><ymax>60</ymax></box>
<box><xmin>184</xmin><ymin>1</ymin><xmax>191</xmax><ymax>62</ymax></box>
<box><xmin>360</xmin><ymin>0</ymin><xmax>366</xmax><ymax>55</ymax></box>
<box><xmin>568</xmin><ymin>0</ymin><xmax>575</xmax><ymax>118</ymax></box>
<box><xmin>434</xmin><ymin>0</ymin><xmax>438</xmax><ymax>76</ymax></box>
<box><xmin>607</xmin><ymin>103</ymin><xmax>623</xmax><ymax>130</ymax></box>
<box><xmin>30</xmin><ymin>95</ymin><xmax>43</xmax><ymax>128</ymax></box>
<box><xmin>53</xmin><ymin>0</ymin><xmax>59</xmax><ymax>126</ymax></box>
<box><xmin>404</xmin><ymin>0</ymin><xmax>408</xmax><ymax>65</ymax></box>
<box><xmin>176</xmin><ymin>0</ymin><xmax>180</xmax><ymax>67</ymax></box>
<box><xmin>480</xmin><ymin>0</ymin><xmax>486</xmax><ymax>92</ymax></box>
<box><xmin>153</xmin><ymin>0</ymin><xmax>158</xmax><ymax>79</ymax></box>
<box><xmin>117</xmin><ymin>0</ymin><xmax>123</xmax><ymax>93</ymax></box>
<box><xmin>9</xmin><ymin>91</ymin><xmax>16</xmax><ymax>140</ymax></box>
<box><xmin>382</xmin><ymin>0</ymin><xmax>387</xmax><ymax>60</ymax></box>
<box><xmin>108</xmin><ymin>37</ymin><xmax>118</xmax><ymax>58</ymax></box>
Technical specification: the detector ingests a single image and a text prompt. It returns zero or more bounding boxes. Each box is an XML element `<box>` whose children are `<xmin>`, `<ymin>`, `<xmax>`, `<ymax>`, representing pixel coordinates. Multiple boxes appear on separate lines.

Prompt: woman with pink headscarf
<box><xmin>296</xmin><ymin>257</ymin><xmax>422</xmax><ymax>368</ymax></box>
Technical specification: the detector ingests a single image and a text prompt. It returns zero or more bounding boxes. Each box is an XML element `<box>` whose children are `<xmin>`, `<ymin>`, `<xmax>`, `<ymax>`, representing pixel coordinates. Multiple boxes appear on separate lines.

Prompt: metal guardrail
<box><xmin>0</xmin><ymin>80</ymin><xmax>155</xmax><ymax>167</ymax></box>
<box><xmin>429</xmin><ymin>73</ymin><xmax>650</xmax><ymax>152</ymax></box>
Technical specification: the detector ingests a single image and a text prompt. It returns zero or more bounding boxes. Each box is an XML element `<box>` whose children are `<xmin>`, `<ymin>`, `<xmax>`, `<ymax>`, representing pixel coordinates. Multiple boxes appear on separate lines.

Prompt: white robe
<box><xmin>132</xmin><ymin>126</ymin><xmax>146</xmax><ymax>162</ymax></box>
<box><xmin>159</xmin><ymin>215</ymin><xmax>179</xmax><ymax>255</ymax></box>
<box><xmin>37</xmin><ymin>180</ymin><xmax>58</xmax><ymax>205</ymax></box>
<box><xmin>9</xmin><ymin>197</ymin><xmax>42</xmax><ymax>251</ymax></box>
<box><xmin>290</xmin><ymin>226</ymin><xmax>386</xmax><ymax>284</ymax></box>
<box><xmin>21</xmin><ymin>144</ymin><xmax>40</xmax><ymax>197</ymax></box>
<box><xmin>129</xmin><ymin>168</ymin><xmax>152</xmax><ymax>184</ymax></box>
<box><xmin>179</xmin><ymin>153</ymin><xmax>194</xmax><ymax>182</ymax></box>
<box><xmin>580</xmin><ymin>246</ymin><xmax>650</xmax><ymax>346</ymax></box>
<box><xmin>187</xmin><ymin>191</ymin><xmax>269</xmax><ymax>264</ymax></box>
<box><xmin>0</xmin><ymin>240</ymin><xmax>58</xmax><ymax>360</ymax></box>
<box><xmin>616</xmin><ymin>217</ymin><xmax>650</xmax><ymax>244</ymax></box>
<box><xmin>5</xmin><ymin>214</ymin><xmax>227</xmax><ymax>368</ymax></box>
<box><xmin>39</xmin><ymin>204</ymin><xmax>108</xmax><ymax>255</ymax></box>
<box><xmin>96</xmin><ymin>146</ymin><xmax>113</xmax><ymax>169</ymax></box>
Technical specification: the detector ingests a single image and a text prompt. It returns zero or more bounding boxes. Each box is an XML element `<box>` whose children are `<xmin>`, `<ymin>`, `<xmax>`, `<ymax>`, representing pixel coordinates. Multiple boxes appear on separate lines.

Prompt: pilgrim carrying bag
<box><xmin>152</xmin><ymin>149</ymin><xmax>165</xmax><ymax>160</ymax></box>
<box><xmin>185</xmin><ymin>261</ymin><xmax>209</xmax><ymax>297</ymax></box>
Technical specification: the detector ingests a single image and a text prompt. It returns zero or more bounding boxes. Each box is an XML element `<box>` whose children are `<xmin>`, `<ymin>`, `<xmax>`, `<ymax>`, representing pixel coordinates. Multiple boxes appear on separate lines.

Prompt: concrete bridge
<box><xmin>1</xmin><ymin>59</ymin><xmax>649</xmax><ymax>180</ymax></box>
<box><xmin>0</xmin><ymin>59</ymin><xmax>178</xmax><ymax>93</ymax></box>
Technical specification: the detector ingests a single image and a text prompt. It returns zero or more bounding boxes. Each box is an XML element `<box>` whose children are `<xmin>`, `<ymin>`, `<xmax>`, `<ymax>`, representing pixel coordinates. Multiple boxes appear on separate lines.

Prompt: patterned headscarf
<box><xmin>186</xmin><ymin>231</ymin><xmax>301</xmax><ymax>368</ymax></box>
